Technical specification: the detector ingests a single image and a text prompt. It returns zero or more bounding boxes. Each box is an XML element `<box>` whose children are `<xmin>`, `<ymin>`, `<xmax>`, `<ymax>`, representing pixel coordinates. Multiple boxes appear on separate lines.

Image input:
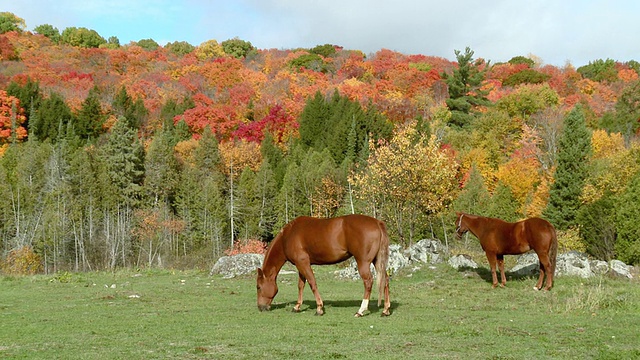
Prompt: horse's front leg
<box><xmin>355</xmin><ymin>261</ymin><xmax>374</xmax><ymax>317</ymax></box>
<box><xmin>486</xmin><ymin>253</ymin><xmax>499</xmax><ymax>288</ymax></box>
<box><xmin>296</xmin><ymin>263</ymin><xmax>324</xmax><ymax>315</ymax></box>
<box><xmin>497</xmin><ymin>255</ymin><xmax>506</xmax><ymax>287</ymax></box>
<box><xmin>293</xmin><ymin>272</ymin><xmax>306</xmax><ymax>313</ymax></box>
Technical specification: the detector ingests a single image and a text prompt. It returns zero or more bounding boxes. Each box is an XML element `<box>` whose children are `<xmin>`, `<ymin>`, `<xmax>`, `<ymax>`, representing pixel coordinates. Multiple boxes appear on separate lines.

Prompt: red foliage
<box><xmin>175</xmin><ymin>93</ymin><xmax>240</xmax><ymax>140</ymax></box>
<box><xmin>0</xmin><ymin>90</ymin><xmax>27</xmax><ymax>143</ymax></box>
<box><xmin>233</xmin><ymin>104</ymin><xmax>298</xmax><ymax>144</ymax></box>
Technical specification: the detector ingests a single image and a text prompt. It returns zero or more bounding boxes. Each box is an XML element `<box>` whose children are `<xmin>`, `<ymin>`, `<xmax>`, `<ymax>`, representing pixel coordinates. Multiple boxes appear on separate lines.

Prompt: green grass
<box><xmin>1</xmin><ymin>265</ymin><xmax>639</xmax><ymax>359</ymax></box>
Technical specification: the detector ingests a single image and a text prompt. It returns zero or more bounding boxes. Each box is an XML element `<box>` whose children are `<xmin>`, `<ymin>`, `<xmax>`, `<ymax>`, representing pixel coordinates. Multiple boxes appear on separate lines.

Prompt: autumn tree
<box><xmin>543</xmin><ymin>105</ymin><xmax>592</xmax><ymax>230</ymax></box>
<box><xmin>443</xmin><ymin>47</ymin><xmax>490</xmax><ymax>127</ymax></box>
<box><xmin>353</xmin><ymin>122</ymin><xmax>459</xmax><ymax>244</ymax></box>
<box><xmin>0</xmin><ymin>90</ymin><xmax>27</xmax><ymax>144</ymax></box>
<box><xmin>61</xmin><ymin>27</ymin><xmax>106</xmax><ymax>48</ymax></box>
<box><xmin>0</xmin><ymin>12</ymin><xmax>25</xmax><ymax>33</ymax></box>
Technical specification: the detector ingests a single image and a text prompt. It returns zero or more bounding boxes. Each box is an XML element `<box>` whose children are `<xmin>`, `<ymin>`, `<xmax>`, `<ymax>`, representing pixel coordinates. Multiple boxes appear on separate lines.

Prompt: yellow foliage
<box><xmin>219</xmin><ymin>140</ymin><xmax>262</xmax><ymax>178</ymax></box>
<box><xmin>591</xmin><ymin>130</ymin><xmax>625</xmax><ymax>159</ymax></box>
<box><xmin>1</xmin><ymin>246</ymin><xmax>42</xmax><ymax>275</ymax></box>
<box><xmin>496</xmin><ymin>157</ymin><xmax>541</xmax><ymax>213</ymax></box>
<box><xmin>195</xmin><ymin>39</ymin><xmax>226</xmax><ymax>61</ymax></box>
<box><xmin>577</xmin><ymin>78</ymin><xmax>597</xmax><ymax>95</ymax></box>
<box><xmin>353</xmin><ymin>123</ymin><xmax>459</xmax><ymax>214</ymax></box>
<box><xmin>175</xmin><ymin>138</ymin><xmax>199</xmax><ymax>167</ymax></box>
<box><xmin>557</xmin><ymin>227</ymin><xmax>586</xmax><ymax>253</ymax></box>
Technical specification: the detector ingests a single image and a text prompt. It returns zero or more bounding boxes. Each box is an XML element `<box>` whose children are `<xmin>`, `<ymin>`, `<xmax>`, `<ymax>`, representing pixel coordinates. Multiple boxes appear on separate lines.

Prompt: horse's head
<box><xmin>256</xmin><ymin>267</ymin><xmax>278</xmax><ymax>312</ymax></box>
<box><xmin>455</xmin><ymin>212</ymin><xmax>469</xmax><ymax>238</ymax></box>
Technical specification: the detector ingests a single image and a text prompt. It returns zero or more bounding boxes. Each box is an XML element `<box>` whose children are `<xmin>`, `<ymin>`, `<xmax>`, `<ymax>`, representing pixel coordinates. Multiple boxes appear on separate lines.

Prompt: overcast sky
<box><xmin>4</xmin><ymin>0</ymin><xmax>639</xmax><ymax>67</ymax></box>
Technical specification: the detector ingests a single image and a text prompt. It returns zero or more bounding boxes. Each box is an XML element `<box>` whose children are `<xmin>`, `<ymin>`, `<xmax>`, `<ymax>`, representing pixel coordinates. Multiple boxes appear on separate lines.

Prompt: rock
<box><xmin>448</xmin><ymin>254</ymin><xmax>478</xmax><ymax>269</ymax></box>
<box><xmin>510</xmin><ymin>253</ymin><xmax>539</xmax><ymax>276</ymax></box>
<box><xmin>405</xmin><ymin>239</ymin><xmax>448</xmax><ymax>264</ymax></box>
<box><xmin>508</xmin><ymin>251</ymin><xmax>634</xmax><ymax>280</ymax></box>
<box><xmin>388</xmin><ymin>244</ymin><xmax>409</xmax><ymax>274</ymax></box>
<box><xmin>210</xmin><ymin>253</ymin><xmax>264</xmax><ymax>278</ymax></box>
<box><xmin>610</xmin><ymin>259</ymin><xmax>633</xmax><ymax>279</ymax></box>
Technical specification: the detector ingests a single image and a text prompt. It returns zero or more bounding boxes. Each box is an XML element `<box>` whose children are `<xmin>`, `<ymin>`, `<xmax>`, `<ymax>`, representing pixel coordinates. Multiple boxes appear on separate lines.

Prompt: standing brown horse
<box><xmin>256</xmin><ymin>214</ymin><xmax>391</xmax><ymax>317</ymax></box>
<box><xmin>455</xmin><ymin>212</ymin><xmax>558</xmax><ymax>290</ymax></box>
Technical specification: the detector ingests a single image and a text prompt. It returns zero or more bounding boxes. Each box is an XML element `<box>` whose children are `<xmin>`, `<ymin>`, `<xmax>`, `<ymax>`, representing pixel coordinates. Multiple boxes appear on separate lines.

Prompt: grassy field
<box><xmin>1</xmin><ymin>263</ymin><xmax>639</xmax><ymax>359</ymax></box>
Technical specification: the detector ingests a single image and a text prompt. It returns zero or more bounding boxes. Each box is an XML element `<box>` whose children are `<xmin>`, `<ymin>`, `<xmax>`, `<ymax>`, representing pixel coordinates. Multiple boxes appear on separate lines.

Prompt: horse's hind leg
<box><xmin>497</xmin><ymin>255</ymin><xmax>506</xmax><ymax>287</ymax></box>
<box><xmin>293</xmin><ymin>272</ymin><xmax>306</xmax><ymax>312</ymax></box>
<box><xmin>537</xmin><ymin>253</ymin><xmax>553</xmax><ymax>291</ymax></box>
<box><xmin>355</xmin><ymin>261</ymin><xmax>374</xmax><ymax>317</ymax></box>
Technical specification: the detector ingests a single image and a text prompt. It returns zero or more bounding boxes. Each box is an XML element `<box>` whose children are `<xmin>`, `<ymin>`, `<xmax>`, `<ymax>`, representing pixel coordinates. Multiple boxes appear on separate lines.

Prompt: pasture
<box><xmin>1</xmin><ymin>264</ymin><xmax>639</xmax><ymax>359</ymax></box>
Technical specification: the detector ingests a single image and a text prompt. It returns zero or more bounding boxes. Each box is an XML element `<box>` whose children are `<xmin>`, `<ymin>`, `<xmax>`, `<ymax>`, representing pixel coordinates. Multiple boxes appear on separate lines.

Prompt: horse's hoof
<box><xmin>315</xmin><ymin>309</ymin><xmax>324</xmax><ymax>316</ymax></box>
<box><xmin>354</xmin><ymin>312</ymin><xmax>364</xmax><ymax>318</ymax></box>
<box><xmin>292</xmin><ymin>307</ymin><xmax>301</xmax><ymax>313</ymax></box>
<box><xmin>533</xmin><ymin>286</ymin><xmax>540</xmax><ymax>291</ymax></box>
<box><xmin>381</xmin><ymin>310</ymin><xmax>391</xmax><ymax>317</ymax></box>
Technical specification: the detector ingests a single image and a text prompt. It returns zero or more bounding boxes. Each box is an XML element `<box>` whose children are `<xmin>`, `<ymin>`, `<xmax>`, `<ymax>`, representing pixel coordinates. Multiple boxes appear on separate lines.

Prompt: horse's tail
<box><xmin>375</xmin><ymin>221</ymin><xmax>390</xmax><ymax>307</ymax></box>
<box><xmin>549</xmin><ymin>225</ymin><xmax>558</xmax><ymax>277</ymax></box>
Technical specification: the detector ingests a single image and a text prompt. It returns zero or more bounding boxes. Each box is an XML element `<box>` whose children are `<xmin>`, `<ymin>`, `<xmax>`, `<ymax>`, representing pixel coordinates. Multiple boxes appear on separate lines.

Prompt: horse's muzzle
<box><xmin>258</xmin><ymin>304</ymin><xmax>271</xmax><ymax>312</ymax></box>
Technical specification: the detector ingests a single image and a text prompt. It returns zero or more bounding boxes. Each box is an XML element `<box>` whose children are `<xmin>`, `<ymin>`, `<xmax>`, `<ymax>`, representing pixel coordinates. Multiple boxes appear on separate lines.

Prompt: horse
<box><xmin>256</xmin><ymin>214</ymin><xmax>391</xmax><ymax>317</ymax></box>
<box><xmin>455</xmin><ymin>212</ymin><xmax>558</xmax><ymax>291</ymax></box>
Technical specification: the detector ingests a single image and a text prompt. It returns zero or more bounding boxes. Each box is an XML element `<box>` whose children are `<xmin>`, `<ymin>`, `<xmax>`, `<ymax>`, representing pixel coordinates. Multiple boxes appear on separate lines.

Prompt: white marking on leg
<box><xmin>356</xmin><ymin>299</ymin><xmax>369</xmax><ymax>316</ymax></box>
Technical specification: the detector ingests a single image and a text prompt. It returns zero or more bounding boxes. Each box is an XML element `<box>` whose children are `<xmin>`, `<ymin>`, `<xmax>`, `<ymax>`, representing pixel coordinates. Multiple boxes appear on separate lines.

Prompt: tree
<box><xmin>0</xmin><ymin>90</ymin><xmax>27</xmax><ymax>144</ymax></box>
<box><xmin>615</xmin><ymin>171</ymin><xmax>640</xmax><ymax>265</ymax></box>
<box><xmin>165</xmin><ymin>41</ymin><xmax>194</xmax><ymax>56</ymax></box>
<box><xmin>353</xmin><ymin>122</ymin><xmax>459</xmax><ymax>244</ymax></box>
<box><xmin>75</xmin><ymin>86</ymin><xmax>106</xmax><ymax>141</ymax></box>
<box><xmin>453</xmin><ymin>164</ymin><xmax>490</xmax><ymax>215</ymax></box>
<box><xmin>543</xmin><ymin>105</ymin><xmax>592</xmax><ymax>230</ymax></box>
<box><xmin>221</xmin><ymin>37</ymin><xmax>256</xmax><ymax>59</ymax></box>
<box><xmin>61</xmin><ymin>27</ymin><xmax>106</xmax><ymax>48</ymax></box>
<box><xmin>599</xmin><ymin>79</ymin><xmax>640</xmax><ymax>137</ymax></box>
<box><xmin>485</xmin><ymin>182</ymin><xmax>519</xmax><ymax>222</ymax></box>
<box><xmin>577</xmin><ymin>193</ymin><xmax>616</xmax><ymax>261</ymax></box>
<box><xmin>112</xmin><ymin>86</ymin><xmax>148</xmax><ymax>130</ymax></box>
<box><xmin>33</xmin><ymin>24</ymin><xmax>61</xmax><ymax>43</ymax></box>
<box><xmin>137</xmin><ymin>38</ymin><xmax>159</xmax><ymax>51</ymax></box>
<box><xmin>33</xmin><ymin>92</ymin><xmax>73</xmax><ymax>142</ymax></box>
<box><xmin>443</xmin><ymin>47</ymin><xmax>490</xmax><ymax>127</ymax></box>
<box><xmin>0</xmin><ymin>12</ymin><xmax>25</xmax><ymax>33</ymax></box>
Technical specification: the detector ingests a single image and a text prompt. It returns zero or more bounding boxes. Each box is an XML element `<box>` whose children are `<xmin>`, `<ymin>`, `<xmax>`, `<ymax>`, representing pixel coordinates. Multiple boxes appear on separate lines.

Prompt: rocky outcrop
<box><xmin>210</xmin><ymin>253</ymin><xmax>264</xmax><ymax>278</ymax></box>
<box><xmin>210</xmin><ymin>241</ymin><xmax>634</xmax><ymax>280</ymax></box>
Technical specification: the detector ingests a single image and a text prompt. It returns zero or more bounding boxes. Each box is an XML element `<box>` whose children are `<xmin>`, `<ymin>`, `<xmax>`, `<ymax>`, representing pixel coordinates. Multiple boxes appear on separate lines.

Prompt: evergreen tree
<box><xmin>543</xmin><ymin>105</ymin><xmax>592</xmax><ymax>230</ymax></box>
<box><xmin>577</xmin><ymin>192</ymin><xmax>616</xmax><ymax>261</ymax></box>
<box><xmin>485</xmin><ymin>182</ymin><xmax>519</xmax><ymax>222</ymax></box>
<box><xmin>615</xmin><ymin>171</ymin><xmax>640</xmax><ymax>265</ymax></box>
<box><xmin>444</xmin><ymin>47</ymin><xmax>490</xmax><ymax>128</ymax></box>
<box><xmin>144</xmin><ymin>127</ymin><xmax>180</xmax><ymax>207</ymax></box>
<box><xmin>34</xmin><ymin>92</ymin><xmax>73</xmax><ymax>142</ymax></box>
<box><xmin>7</xmin><ymin>77</ymin><xmax>41</xmax><ymax>128</ymax></box>
<box><xmin>75</xmin><ymin>86</ymin><xmax>105</xmax><ymax>141</ymax></box>
<box><xmin>453</xmin><ymin>164</ymin><xmax>490</xmax><ymax>215</ymax></box>
<box><xmin>112</xmin><ymin>86</ymin><xmax>148</xmax><ymax>130</ymax></box>
<box><xmin>100</xmin><ymin>116</ymin><xmax>144</xmax><ymax>207</ymax></box>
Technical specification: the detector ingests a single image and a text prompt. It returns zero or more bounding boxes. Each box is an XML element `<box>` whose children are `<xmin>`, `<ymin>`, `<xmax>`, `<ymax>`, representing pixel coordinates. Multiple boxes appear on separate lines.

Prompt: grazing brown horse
<box><xmin>455</xmin><ymin>212</ymin><xmax>558</xmax><ymax>290</ymax></box>
<box><xmin>256</xmin><ymin>214</ymin><xmax>391</xmax><ymax>317</ymax></box>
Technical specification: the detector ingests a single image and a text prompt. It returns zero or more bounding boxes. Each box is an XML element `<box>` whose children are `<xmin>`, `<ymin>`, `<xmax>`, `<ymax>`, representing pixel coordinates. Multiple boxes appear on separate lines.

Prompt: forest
<box><xmin>1</xmin><ymin>12</ymin><xmax>639</xmax><ymax>273</ymax></box>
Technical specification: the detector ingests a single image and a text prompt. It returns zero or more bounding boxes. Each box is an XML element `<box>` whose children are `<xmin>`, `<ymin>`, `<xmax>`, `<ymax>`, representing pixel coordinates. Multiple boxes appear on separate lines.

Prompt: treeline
<box><xmin>1</xmin><ymin>13</ymin><xmax>640</xmax><ymax>272</ymax></box>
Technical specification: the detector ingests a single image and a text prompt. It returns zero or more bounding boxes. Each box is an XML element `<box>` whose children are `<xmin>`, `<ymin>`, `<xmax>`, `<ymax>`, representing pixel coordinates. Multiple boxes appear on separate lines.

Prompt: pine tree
<box><xmin>615</xmin><ymin>171</ymin><xmax>640</xmax><ymax>265</ymax></box>
<box><xmin>75</xmin><ymin>86</ymin><xmax>105</xmax><ymax>141</ymax></box>
<box><xmin>543</xmin><ymin>105</ymin><xmax>592</xmax><ymax>230</ymax></box>
<box><xmin>486</xmin><ymin>182</ymin><xmax>519</xmax><ymax>222</ymax></box>
<box><xmin>444</xmin><ymin>47</ymin><xmax>490</xmax><ymax>128</ymax></box>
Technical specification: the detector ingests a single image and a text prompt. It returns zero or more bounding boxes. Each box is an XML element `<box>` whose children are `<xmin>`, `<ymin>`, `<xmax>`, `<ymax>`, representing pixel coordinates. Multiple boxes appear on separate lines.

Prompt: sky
<box><xmin>3</xmin><ymin>0</ymin><xmax>640</xmax><ymax>67</ymax></box>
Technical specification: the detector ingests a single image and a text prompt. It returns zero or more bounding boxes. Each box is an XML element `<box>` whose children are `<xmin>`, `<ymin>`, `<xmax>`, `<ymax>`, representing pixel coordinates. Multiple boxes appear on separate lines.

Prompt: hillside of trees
<box><xmin>1</xmin><ymin>12</ymin><xmax>639</xmax><ymax>273</ymax></box>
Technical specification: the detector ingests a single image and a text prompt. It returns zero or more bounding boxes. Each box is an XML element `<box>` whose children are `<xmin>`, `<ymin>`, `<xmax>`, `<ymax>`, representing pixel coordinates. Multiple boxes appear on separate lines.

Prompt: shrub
<box><xmin>1</xmin><ymin>245</ymin><xmax>43</xmax><ymax>275</ymax></box>
<box><xmin>224</xmin><ymin>239</ymin><xmax>266</xmax><ymax>256</ymax></box>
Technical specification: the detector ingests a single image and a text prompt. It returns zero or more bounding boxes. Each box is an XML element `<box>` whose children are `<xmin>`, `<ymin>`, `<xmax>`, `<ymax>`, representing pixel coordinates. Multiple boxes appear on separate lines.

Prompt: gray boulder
<box><xmin>610</xmin><ymin>259</ymin><xmax>634</xmax><ymax>279</ymax></box>
<box><xmin>210</xmin><ymin>253</ymin><xmax>264</xmax><ymax>278</ymax></box>
<box><xmin>405</xmin><ymin>239</ymin><xmax>448</xmax><ymax>264</ymax></box>
<box><xmin>509</xmin><ymin>251</ymin><xmax>634</xmax><ymax>279</ymax></box>
<box><xmin>448</xmin><ymin>254</ymin><xmax>478</xmax><ymax>269</ymax></box>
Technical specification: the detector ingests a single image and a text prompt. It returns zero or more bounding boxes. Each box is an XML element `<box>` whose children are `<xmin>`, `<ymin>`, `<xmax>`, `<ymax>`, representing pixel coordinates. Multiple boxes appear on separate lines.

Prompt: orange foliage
<box><xmin>1</xmin><ymin>245</ymin><xmax>43</xmax><ymax>275</ymax></box>
<box><xmin>224</xmin><ymin>239</ymin><xmax>266</xmax><ymax>255</ymax></box>
<box><xmin>0</xmin><ymin>90</ymin><xmax>27</xmax><ymax>144</ymax></box>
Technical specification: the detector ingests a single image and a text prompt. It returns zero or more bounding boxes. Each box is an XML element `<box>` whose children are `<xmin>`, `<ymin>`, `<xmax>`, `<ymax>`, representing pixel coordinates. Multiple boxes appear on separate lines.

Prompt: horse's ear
<box><xmin>257</xmin><ymin>267</ymin><xmax>264</xmax><ymax>278</ymax></box>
